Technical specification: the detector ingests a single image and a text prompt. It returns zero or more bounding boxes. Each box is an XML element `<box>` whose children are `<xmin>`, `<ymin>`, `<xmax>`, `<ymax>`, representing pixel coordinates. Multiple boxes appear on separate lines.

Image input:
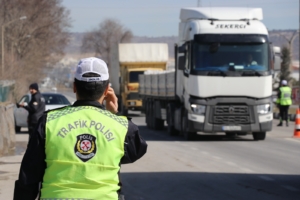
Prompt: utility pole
<box><xmin>198</xmin><ymin>0</ymin><xmax>201</xmax><ymax>7</ymax></box>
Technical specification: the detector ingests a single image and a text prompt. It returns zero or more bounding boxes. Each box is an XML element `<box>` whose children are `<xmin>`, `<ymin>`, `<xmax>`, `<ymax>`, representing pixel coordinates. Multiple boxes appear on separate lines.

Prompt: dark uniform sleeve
<box><xmin>23</xmin><ymin>93</ymin><xmax>41</xmax><ymax>114</ymax></box>
<box><xmin>121</xmin><ymin>119</ymin><xmax>147</xmax><ymax>164</ymax></box>
<box><xmin>277</xmin><ymin>88</ymin><xmax>281</xmax><ymax>99</ymax></box>
<box><xmin>13</xmin><ymin>114</ymin><xmax>47</xmax><ymax>200</ymax></box>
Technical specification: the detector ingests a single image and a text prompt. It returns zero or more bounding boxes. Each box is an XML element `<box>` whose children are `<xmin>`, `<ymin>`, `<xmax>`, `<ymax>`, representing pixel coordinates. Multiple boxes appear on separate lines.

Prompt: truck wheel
<box><xmin>154</xmin><ymin>118</ymin><xmax>164</xmax><ymax>130</ymax></box>
<box><xmin>152</xmin><ymin>102</ymin><xmax>164</xmax><ymax>130</ymax></box>
<box><xmin>149</xmin><ymin>101</ymin><xmax>154</xmax><ymax>129</ymax></box>
<box><xmin>145</xmin><ymin>100</ymin><xmax>150</xmax><ymax>126</ymax></box>
<box><xmin>167</xmin><ymin>106</ymin><xmax>178</xmax><ymax>136</ymax></box>
<box><xmin>182</xmin><ymin>112</ymin><xmax>196</xmax><ymax>141</ymax></box>
<box><xmin>252</xmin><ymin>132</ymin><xmax>266</xmax><ymax>140</ymax></box>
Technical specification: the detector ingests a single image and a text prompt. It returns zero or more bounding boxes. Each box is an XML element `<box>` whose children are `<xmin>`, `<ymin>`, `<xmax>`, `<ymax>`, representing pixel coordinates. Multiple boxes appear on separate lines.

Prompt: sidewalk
<box><xmin>0</xmin><ymin>133</ymin><xmax>28</xmax><ymax>199</ymax></box>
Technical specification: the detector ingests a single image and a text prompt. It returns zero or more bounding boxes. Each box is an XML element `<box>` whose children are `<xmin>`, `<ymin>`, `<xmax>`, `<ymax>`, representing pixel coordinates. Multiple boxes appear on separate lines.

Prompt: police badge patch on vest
<box><xmin>74</xmin><ymin>134</ymin><xmax>97</xmax><ymax>162</ymax></box>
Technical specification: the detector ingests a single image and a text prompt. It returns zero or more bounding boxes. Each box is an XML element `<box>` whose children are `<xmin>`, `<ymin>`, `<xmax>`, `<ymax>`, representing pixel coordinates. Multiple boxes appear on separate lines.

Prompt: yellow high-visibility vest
<box><xmin>40</xmin><ymin>106</ymin><xmax>128</xmax><ymax>200</ymax></box>
<box><xmin>280</xmin><ymin>87</ymin><xmax>292</xmax><ymax>106</ymax></box>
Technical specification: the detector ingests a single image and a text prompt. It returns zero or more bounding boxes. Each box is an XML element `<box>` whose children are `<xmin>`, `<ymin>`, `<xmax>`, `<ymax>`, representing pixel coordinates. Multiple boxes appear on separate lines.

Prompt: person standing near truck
<box><xmin>18</xmin><ymin>83</ymin><xmax>45</xmax><ymax>138</ymax></box>
<box><xmin>277</xmin><ymin>80</ymin><xmax>292</xmax><ymax>127</ymax></box>
<box><xmin>14</xmin><ymin>57</ymin><xmax>148</xmax><ymax>200</ymax></box>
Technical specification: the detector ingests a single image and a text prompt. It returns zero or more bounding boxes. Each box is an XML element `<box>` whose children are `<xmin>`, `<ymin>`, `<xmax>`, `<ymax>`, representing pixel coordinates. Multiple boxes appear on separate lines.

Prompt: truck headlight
<box><xmin>257</xmin><ymin>104</ymin><xmax>271</xmax><ymax>114</ymax></box>
<box><xmin>191</xmin><ymin>104</ymin><xmax>206</xmax><ymax>115</ymax></box>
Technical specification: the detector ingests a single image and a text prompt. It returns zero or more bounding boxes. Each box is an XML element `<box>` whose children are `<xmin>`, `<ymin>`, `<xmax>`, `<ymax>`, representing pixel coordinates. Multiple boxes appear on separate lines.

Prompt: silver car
<box><xmin>14</xmin><ymin>92</ymin><xmax>71</xmax><ymax>132</ymax></box>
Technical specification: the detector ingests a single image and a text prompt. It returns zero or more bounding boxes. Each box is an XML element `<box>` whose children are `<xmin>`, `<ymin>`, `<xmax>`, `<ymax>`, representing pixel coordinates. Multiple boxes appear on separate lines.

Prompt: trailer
<box><xmin>139</xmin><ymin>7</ymin><xmax>277</xmax><ymax>141</ymax></box>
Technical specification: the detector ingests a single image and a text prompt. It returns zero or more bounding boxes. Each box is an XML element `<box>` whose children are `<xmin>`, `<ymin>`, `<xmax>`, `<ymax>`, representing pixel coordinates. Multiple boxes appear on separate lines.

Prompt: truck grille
<box><xmin>213</xmin><ymin>116</ymin><xmax>250</xmax><ymax>124</ymax></box>
<box><xmin>212</xmin><ymin>105</ymin><xmax>251</xmax><ymax>124</ymax></box>
<box><xmin>215</xmin><ymin>105</ymin><xmax>248</xmax><ymax>114</ymax></box>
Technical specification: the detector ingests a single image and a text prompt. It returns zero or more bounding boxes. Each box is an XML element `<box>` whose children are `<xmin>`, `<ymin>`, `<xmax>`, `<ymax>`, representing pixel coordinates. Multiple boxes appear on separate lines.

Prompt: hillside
<box><xmin>64</xmin><ymin>30</ymin><xmax>299</xmax><ymax>61</ymax></box>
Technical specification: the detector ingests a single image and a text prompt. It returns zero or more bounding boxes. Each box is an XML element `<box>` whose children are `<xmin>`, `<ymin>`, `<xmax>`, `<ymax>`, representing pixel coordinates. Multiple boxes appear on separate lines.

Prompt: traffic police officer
<box><xmin>13</xmin><ymin>57</ymin><xmax>148</xmax><ymax>200</ymax></box>
<box><xmin>18</xmin><ymin>83</ymin><xmax>45</xmax><ymax>138</ymax></box>
<box><xmin>277</xmin><ymin>79</ymin><xmax>292</xmax><ymax>127</ymax></box>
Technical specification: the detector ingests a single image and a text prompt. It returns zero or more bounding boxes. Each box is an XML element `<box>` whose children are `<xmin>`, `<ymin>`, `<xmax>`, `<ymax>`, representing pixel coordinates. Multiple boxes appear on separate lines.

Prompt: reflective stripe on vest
<box><xmin>41</xmin><ymin>106</ymin><xmax>128</xmax><ymax>200</ymax></box>
<box><xmin>280</xmin><ymin>86</ymin><xmax>292</xmax><ymax>105</ymax></box>
<box><xmin>41</xmin><ymin>198</ymin><xmax>93</xmax><ymax>200</ymax></box>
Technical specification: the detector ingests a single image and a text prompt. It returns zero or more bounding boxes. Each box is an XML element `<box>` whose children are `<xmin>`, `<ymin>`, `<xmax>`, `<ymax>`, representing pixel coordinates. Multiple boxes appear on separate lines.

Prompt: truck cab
<box><xmin>175</xmin><ymin>7</ymin><xmax>274</xmax><ymax>140</ymax></box>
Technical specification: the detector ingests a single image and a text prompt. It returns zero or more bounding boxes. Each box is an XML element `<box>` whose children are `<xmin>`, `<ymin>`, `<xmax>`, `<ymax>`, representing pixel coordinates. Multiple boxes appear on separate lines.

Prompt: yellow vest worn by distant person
<box><xmin>40</xmin><ymin>106</ymin><xmax>128</xmax><ymax>200</ymax></box>
<box><xmin>280</xmin><ymin>86</ymin><xmax>292</xmax><ymax>106</ymax></box>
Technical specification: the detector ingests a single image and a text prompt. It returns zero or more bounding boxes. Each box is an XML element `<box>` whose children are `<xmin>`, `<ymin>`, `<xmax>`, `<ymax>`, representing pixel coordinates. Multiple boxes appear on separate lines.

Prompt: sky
<box><xmin>61</xmin><ymin>0</ymin><xmax>299</xmax><ymax>37</ymax></box>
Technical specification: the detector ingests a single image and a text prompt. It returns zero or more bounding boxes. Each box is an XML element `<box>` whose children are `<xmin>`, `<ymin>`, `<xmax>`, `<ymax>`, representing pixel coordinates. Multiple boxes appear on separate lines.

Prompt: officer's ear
<box><xmin>103</xmin><ymin>84</ymin><xmax>109</xmax><ymax>96</ymax></box>
<box><xmin>73</xmin><ymin>82</ymin><xmax>77</xmax><ymax>94</ymax></box>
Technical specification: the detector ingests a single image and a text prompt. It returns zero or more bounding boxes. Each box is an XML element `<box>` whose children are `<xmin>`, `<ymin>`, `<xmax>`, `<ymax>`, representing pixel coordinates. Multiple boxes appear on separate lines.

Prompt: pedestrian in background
<box><xmin>277</xmin><ymin>80</ymin><xmax>292</xmax><ymax>127</ymax></box>
<box><xmin>14</xmin><ymin>57</ymin><xmax>147</xmax><ymax>200</ymax></box>
<box><xmin>18</xmin><ymin>83</ymin><xmax>45</xmax><ymax>138</ymax></box>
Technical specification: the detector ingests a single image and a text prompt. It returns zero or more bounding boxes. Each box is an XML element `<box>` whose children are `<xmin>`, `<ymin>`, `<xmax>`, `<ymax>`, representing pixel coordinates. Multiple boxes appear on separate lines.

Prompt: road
<box><xmin>1</xmin><ymin>90</ymin><xmax>299</xmax><ymax>200</ymax></box>
<box><xmin>120</xmin><ymin>112</ymin><xmax>300</xmax><ymax>200</ymax></box>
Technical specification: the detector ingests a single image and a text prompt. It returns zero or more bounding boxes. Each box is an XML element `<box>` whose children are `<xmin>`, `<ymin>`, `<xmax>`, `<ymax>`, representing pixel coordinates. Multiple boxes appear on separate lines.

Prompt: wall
<box><xmin>0</xmin><ymin>103</ymin><xmax>15</xmax><ymax>156</ymax></box>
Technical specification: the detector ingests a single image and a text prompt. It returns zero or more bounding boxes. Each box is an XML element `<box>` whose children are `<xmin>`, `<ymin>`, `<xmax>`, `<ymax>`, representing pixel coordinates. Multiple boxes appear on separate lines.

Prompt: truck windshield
<box><xmin>192</xmin><ymin>42</ymin><xmax>269</xmax><ymax>73</ymax></box>
<box><xmin>129</xmin><ymin>71</ymin><xmax>145</xmax><ymax>83</ymax></box>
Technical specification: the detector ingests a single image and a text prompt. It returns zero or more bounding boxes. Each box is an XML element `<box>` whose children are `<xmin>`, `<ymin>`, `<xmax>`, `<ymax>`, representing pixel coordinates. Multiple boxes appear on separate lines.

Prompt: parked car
<box><xmin>14</xmin><ymin>92</ymin><xmax>71</xmax><ymax>132</ymax></box>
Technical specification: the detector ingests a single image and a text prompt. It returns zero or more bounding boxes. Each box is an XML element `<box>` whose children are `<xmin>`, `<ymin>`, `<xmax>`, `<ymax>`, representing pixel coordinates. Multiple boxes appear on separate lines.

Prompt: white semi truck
<box><xmin>139</xmin><ymin>7</ymin><xmax>276</xmax><ymax>140</ymax></box>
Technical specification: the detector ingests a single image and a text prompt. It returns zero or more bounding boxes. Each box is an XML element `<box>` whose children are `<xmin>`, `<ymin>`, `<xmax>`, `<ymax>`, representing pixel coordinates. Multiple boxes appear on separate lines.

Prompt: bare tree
<box><xmin>81</xmin><ymin>18</ymin><xmax>133</xmax><ymax>68</ymax></box>
<box><xmin>0</xmin><ymin>0</ymin><xmax>71</xmax><ymax>99</ymax></box>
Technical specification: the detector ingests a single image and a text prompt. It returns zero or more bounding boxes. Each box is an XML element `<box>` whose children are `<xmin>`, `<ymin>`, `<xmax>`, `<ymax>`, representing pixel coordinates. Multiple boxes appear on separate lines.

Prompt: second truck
<box><xmin>110</xmin><ymin>43</ymin><xmax>169</xmax><ymax>115</ymax></box>
<box><xmin>139</xmin><ymin>7</ymin><xmax>276</xmax><ymax>140</ymax></box>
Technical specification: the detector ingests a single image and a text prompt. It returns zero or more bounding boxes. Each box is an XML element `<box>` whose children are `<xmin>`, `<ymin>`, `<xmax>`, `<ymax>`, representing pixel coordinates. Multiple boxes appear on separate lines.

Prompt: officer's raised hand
<box><xmin>104</xmin><ymin>86</ymin><xmax>118</xmax><ymax>114</ymax></box>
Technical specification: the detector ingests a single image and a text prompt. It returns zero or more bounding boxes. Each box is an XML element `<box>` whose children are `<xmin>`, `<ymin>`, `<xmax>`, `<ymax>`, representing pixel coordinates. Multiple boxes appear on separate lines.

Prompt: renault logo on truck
<box><xmin>229</xmin><ymin>107</ymin><xmax>235</xmax><ymax>114</ymax></box>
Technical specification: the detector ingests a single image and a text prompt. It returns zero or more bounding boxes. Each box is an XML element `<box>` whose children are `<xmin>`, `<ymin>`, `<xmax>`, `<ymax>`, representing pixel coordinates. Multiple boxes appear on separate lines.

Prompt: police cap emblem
<box><xmin>74</xmin><ymin>134</ymin><xmax>97</xmax><ymax>162</ymax></box>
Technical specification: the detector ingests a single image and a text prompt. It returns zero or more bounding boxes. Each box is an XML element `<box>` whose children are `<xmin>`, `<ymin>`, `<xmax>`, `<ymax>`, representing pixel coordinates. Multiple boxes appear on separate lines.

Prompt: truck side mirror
<box><xmin>178</xmin><ymin>44</ymin><xmax>187</xmax><ymax>53</ymax></box>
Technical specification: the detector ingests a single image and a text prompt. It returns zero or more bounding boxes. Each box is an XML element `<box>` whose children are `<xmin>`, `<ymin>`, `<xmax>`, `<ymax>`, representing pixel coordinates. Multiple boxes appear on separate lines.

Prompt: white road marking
<box><xmin>281</xmin><ymin>185</ymin><xmax>299</xmax><ymax>192</ymax></box>
<box><xmin>259</xmin><ymin>176</ymin><xmax>274</xmax><ymax>181</ymax></box>
<box><xmin>226</xmin><ymin>161</ymin><xmax>237</xmax><ymax>166</ymax></box>
<box><xmin>240</xmin><ymin>168</ymin><xmax>254</xmax><ymax>173</ymax></box>
<box><xmin>191</xmin><ymin>147</ymin><xmax>198</xmax><ymax>150</ymax></box>
<box><xmin>201</xmin><ymin>151</ymin><xmax>208</xmax><ymax>155</ymax></box>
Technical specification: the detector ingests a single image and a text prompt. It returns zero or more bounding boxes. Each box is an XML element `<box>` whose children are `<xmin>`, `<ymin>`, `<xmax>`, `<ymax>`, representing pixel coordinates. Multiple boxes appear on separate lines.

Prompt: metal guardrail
<box><xmin>0</xmin><ymin>80</ymin><xmax>15</xmax><ymax>102</ymax></box>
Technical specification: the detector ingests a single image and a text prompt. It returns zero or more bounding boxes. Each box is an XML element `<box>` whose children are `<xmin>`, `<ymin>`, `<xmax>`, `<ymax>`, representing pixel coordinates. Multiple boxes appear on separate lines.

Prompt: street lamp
<box><xmin>1</xmin><ymin>16</ymin><xmax>27</xmax><ymax>78</ymax></box>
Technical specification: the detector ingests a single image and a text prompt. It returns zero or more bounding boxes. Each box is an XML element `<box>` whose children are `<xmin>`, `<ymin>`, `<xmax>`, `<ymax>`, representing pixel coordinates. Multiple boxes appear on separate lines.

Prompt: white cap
<box><xmin>75</xmin><ymin>57</ymin><xmax>109</xmax><ymax>82</ymax></box>
<box><xmin>281</xmin><ymin>80</ymin><xmax>287</xmax><ymax>85</ymax></box>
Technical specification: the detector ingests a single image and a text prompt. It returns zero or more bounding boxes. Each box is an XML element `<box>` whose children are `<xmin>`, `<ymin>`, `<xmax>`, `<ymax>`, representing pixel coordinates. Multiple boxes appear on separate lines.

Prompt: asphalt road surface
<box><xmin>14</xmin><ymin>90</ymin><xmax>300</xmax><ymax>200</ymax></box>
<box><xmin>120</xmin><ymin>112</ymin><xmax>300</xmax><ymax>200</ymax></box>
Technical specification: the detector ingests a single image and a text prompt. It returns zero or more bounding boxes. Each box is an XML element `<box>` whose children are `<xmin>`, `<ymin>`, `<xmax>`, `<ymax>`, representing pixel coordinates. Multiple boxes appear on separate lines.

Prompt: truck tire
<box><xmin>181</xmin><ymin>111</ymin><xmax>196</xmax><ymax>141</ymax></box>
<box><xmin>152</xmin><ymin>101</ymin><xmax>164</xmax><ymax>130</ymax></box>
<box><xmin>149</xmin><ymin>101</ymin><xmax>154</xmax><ymax>129</ymax></box>
<box><xmin>153</xmin><ymin>117</ymin><xmax>164</xmax><ymax>130</ymax></box>
<box><xmin>167</xmin><ymin>105</ymin><xmax>179</xmax><ymax>136</ymax></box>
<box><xmin>145</xmin><ymin>100</ymin><xmax>150</xmax><ymax>126</ymax></box>
<box><xmin>252</xmin><ymin>132</ymin><xmax>266</xmax><ymax>140</ymax></box>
